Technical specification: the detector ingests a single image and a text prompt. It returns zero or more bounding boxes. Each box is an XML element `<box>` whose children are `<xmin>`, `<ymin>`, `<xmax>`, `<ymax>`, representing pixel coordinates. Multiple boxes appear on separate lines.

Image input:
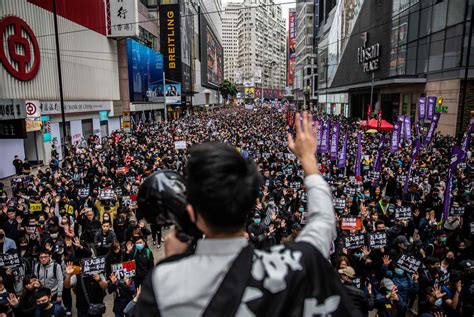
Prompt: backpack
<box><xmin>36</xmin><ymin>261</ymin><xmax>61</xmax><ymax>280</ymax></box>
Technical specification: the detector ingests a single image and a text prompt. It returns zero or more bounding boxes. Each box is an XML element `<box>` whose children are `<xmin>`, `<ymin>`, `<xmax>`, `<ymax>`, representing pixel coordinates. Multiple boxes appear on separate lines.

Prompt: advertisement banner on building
<box><xmin>165</xmin><ymin>84</ymin><xmax>182</xmax><ymax>105</ymax></box>
<box><xmin>288</xmin><ymin>10</ymin><xmax>296</xmax><ymax>88</ymax></box>
<box><xmin>127</xmin><ymin>39</ymin><xmax>164</xmax><ymax>103</ymax></box>
<box><xmin>200</xmin><ymin>15</ymin><xmax>224</xmax><ymax>88</ymax></box>
<box><xmin>107</xmin><ymin>0</ymin><xmax>139</xmax><ymax>37</ymax></box>
<box><xmin>244</xmin><ymin>87</ymin><xmax>255</xmax><ymax>98</ymax></box>
<box><xmin>160</xmin><ymin>4</ymin><xmax>182</xmax><ymax>85</ymax></box>
<box><xmin>25</xmin><ymin>100</ymin><xmax>42</xmax><ymax>132</ymax></box>
<box><xmin>40</xmin><ymin>101</ymin><xmax>111</xmax><ymax>115</ymax></box>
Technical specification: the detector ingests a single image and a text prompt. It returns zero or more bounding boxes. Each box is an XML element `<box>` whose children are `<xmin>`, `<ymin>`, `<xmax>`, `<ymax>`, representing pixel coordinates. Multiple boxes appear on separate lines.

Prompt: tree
<box><xmin>219</xmin><ymin>80</ymin><xmax>238</xmax><ymax>101</ymax></box>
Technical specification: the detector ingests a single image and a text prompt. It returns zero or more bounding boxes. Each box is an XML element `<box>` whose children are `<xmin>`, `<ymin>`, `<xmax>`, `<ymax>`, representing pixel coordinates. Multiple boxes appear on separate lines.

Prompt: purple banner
<box><xmin>424</xmin><ymin>112</ymin><xmax>441</xmax><ymax>146</ymax></box>
<box><xmin>461</xmin><ymin>123</ymin><xmax>472</xmax><ymax>159</ymax></box>
<box><xmin>391</xmin><ymin>121</ymin><xmax>401</xmax><ymax>153</ymax></box>
<box><xmin>403</xmin><ymin>139</ymin><xmax>421</xmax><ymax>193</ymax></box>
<box><xmin>415</xmin><ymin>121</ymin><xmax>420</xmax><ymax>139</ymax></box>
<box><xmin>399</xmin><ymin>116</ymin><xmax>405</xmax><ymax>142</ymax></box>
<box><xmin>337</xmin><ymin>132</ymin><xmax>348</xmax><ymax>168</ymax></box>
<box><xmin>374</xmin><ymin>136</ymin><xmax>385</xmax><ymax>172</ymax></box>
<box><xmin>418</xmin><ymin>97</ymin><xmax>426</xmax><ymax>121</ymax></box>
<box><xmin>320</xmin><ymin>120</ymin><xmax>330</xmax><ymax>153</ymax></box>
<box><xmin>427</xmin><ymin>96</ymin><xmax>437</xmax><ymax>121</ymax></box>
<box><xmin>316</xmin><ymin>118</ymin><xmax>323</xmax><ymax>152</ymax></box>
<box><xmin>404</xmin><ymin>116</ymin><xmax>412</xmax><ymax>140</ymax></box>
<box><xmin>330</xmin><ymin>122</ymin><xmax>340</xmax><ymax>161</ymax></box>
<box><xmin>355</xmin><ymin>132</ymin><xmax>362</xmax><ymax>177</ymax></box>
<box><xmin>443</xmin><ymin>146</ymin><xmax>464</xmax><ymax>220</ymax></box>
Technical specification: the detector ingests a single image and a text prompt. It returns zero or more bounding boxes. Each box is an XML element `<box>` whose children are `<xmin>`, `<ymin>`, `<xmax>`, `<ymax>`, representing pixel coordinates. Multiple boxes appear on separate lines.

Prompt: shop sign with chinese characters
<box><xmin>357</xmin><ymin>32</ymin><xmax>380</xmax><ymax>72</ymax></box>
<box><xmin>107</xmin><ymin>0</ymin><xmax>139</xmax><ymax>38</ymax></box>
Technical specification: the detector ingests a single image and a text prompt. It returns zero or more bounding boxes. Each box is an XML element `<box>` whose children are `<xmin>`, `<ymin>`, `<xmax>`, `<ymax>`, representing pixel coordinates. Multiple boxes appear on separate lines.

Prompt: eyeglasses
<box><xmin>39</xmin><ymin>255</ymin><xmax>49</xmax><ymax>259</ymax></box>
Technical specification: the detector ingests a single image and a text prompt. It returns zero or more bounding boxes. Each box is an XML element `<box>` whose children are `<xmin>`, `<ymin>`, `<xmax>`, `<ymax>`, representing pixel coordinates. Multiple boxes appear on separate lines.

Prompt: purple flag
<box><xmin>391</xmin><ymin>121</ymin><xmax>401</xmax><ymax>153</ymax></box>
<box><xmin>427</xmin><ymin>96</ymin><xmax>436</xmax><ymax>120</ymax></box>
<box><xmin>415</xmin><ymin>121</ymin><xmax>420</xmax><ymax>139</ymax></box>
<box><xmin>320</xmin><ymin>120</ymin><xmax>330</xmax><ymax>153</ymax></box>
<box><xmin>399</xmin><ymin>116</ymin><xmax>405</xmax><ymax>141</ymax></box>
<box><xmin>330</xmin><ymin>122</ymin><xmax>340</xmax><ymax>161</ymax></box>
<box><xmin>404</xmin><ymin>116</ymin><xmax>412</xmax><ymax>140</ymax></box>
<box><xmin>424</xmin><ymin>112</ymin><xmax>441</xmax><ymax>145</ymax></box>
<box><xmin>355</xmin><ymin>132</ymin><xmax>362</xmax><ymax>177</ymax></box>
<box><xmin>316</xmin><ymin>118</ymin><xmax>323</xmax><ymax>152</ymax></box>
<box><xmin>403</xmin><ymin>139</ymin><xmax>421</xmax><ymax>193</ymax></box>
<box><xmin>374</xmin><ymin>136</ymin><xmax>384</xmax><ymax>172</ymax></box>
<box><xmin>443</xmin><ymin>146</ymin><xmax>464</xmax><ymax>220</ymax></box>
<box><xmin>418</xmin><ymin>97</ymin><xmax>426</xmax><ymax>121</ymax></box>
<box><xmin>337</xmin><ymin>132</ymin><xmax>348</xmax><ymax>168</ymax></box>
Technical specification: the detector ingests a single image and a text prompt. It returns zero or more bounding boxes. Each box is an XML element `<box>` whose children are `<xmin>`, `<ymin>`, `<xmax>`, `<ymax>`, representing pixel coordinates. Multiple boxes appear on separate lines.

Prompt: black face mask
<box><xmin>38</xmin><ymin>302</ymin><xmax>49</xmax><ymax>310</ymax></box>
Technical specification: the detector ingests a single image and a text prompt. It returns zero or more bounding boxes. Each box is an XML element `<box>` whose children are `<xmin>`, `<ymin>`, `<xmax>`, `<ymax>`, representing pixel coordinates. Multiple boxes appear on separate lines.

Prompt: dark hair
<box><xmin>39</xmin><ymin>249</ymin><xmax>51</xmax><ymax>256</ymax></box>
<box><xmin>186</xmin><ymin>143</ymin><xmax>261</xmax><ymax>233</ymax></box>
<box><xmin>34</xmin><ymin>287</ymin><xmax>51</xmax><ymax>300</ymax></box>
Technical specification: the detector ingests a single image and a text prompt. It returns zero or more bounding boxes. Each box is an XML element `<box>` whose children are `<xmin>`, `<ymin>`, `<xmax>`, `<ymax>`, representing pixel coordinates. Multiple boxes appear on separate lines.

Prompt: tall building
<box><xmin>293</xmin><ymin>0</ymin><xmax>318</xmax><ymax>109</ymax></box>
<box><xmin>236</xmin><ymin>0</ymin><xmax>286</xmax><ymax>100</ymax></box>
<box><xmin>223</xmin><ymin>2</ymin><xmax>241</xmax><ymax>83</ymax></box>
<box><xmin>317</xmin><ymin>0</ymin><xmax>473</xmax><ymax>136</ymax></box>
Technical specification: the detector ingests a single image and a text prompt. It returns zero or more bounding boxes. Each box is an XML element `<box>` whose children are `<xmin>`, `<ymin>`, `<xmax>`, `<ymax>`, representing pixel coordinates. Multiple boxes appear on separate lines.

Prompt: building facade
<box><xmin>236</xmin><ymin>0</ymin><xmax>286</xmax><ymax>100</ymax></box>
<box><xmin>318</xmin><ymin>0</ymin><xmax>473</xmax><ymax>136</ymax></box>
<box><xmin>223</xmin><ymin>2</ymin><xmax>241</xmax><ymax>83</ymax></box>
<box><xmin>293</xmin><ymin>0</ymin><xmax>318</xmax><ymax>109</ymax></box>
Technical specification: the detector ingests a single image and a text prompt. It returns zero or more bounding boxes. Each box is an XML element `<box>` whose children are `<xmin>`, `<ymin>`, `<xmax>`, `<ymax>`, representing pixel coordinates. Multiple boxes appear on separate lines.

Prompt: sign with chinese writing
<box><xmin>99</xmin><ymin>189</ymin><xmax>115</xmax><ymax>200</ymax></box>
<box><xmin>107</xmin><ymin>0</ymin><xmax>139</xmax><ymax>37</ymax></box>
<box><xmin>40</xmin><ymin>101</ymin><xmax>111</xmax><ymax>115</ymax></box>
<box><xmin>29</xmin><ymin>203</ymin><xmax>42</xmax><ymax>212</ymax></box>
<box><xmin>435</xmin><ymin>271</ymin><xmax>450</xmax><ymax>286</ymax></box>
<box><xmin>116</xmin><ymin>166</ymin><xmax>129</xmax><ymax>174</ymax></box>
<box><xmin>396</xmin><ymin>255</ymin><xmax>421</xmax><ymax>274</ymax></box>
<box><xmin>341</xmin><ymin>217</ymin><xmax>362</xmax><ymax>231</ymax></box>
<box><xmin>174</xmin><ymin>140</ymin><xmax>187</xmax><ymax>150</ymax></box>
<box><xmin>334</xmin><ymin>198</ymin><xmax>346</xmax><ymax>210</ymax></box>
<box><xmin>0</xmin><ymin>253</ymin><xmax>20</xmax><ymax>268</ymax></box>
<box><xmin>343</xmin><ymin>233</ymin><xmax>366</xmax><ymax>249</ymax></box>
<box><xmin>0</xmin><ymin>119</ymin><xmax>26</xmax><ymax>139</ymax></box>
<box><xmin>449</xmin><ymin>206</ymin><xmax>465</xmax><ymax>216</ymax></box>
<box><xmin>0</xmin><ymin>100</ymin><xmax>26</xmax><ymax>121</ymax></box>
<box><xmin>368</xmin><ymin>232</ymin><xmax>387</xmax><ymax>249</ymax></box>
<box><xmin>81</xmin><ymin>256</ymin><xmax>106</xmax><ymax>277</ymax></box>
<box><xmin>111</xmin><ymin>260</ymin><xmax>136</xmax><ymax>279</ymax></box>
<box><xmin>395</xmin><ymin>206</ymin><xmax>412</xmax><ymax>220</ymax></box>
<box><xmin>25</xmin><ymin>225</ymin><xmax>38</xmax><ymax>240</ymax></box>
<box><xmin>78</xmin><ymin>188</ymin><xmax>90</xmax><ymax>198</ymax></box>
<box><xmin>343</xmin><ymin>187</ymin><xmax>356</xmax><ymax>196</ymax></box>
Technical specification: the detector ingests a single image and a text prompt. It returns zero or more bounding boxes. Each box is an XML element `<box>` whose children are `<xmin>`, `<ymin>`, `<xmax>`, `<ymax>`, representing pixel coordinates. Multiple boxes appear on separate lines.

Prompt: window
<box><xmin>408</xmin><ymin>11</ymin><xmax>419</xmax><ymax>42</ymax></box>
<box><xmin>431</xmin><ymin>1</ymin><xmax>447</xmax><ymax>33</ymax></box>
<box><xmin>406</xmin><ymin>41</ymin><xmax>417</xmax><ymax>74</ymax></box>
<box><xmin>417</xmin><ymin>37</ymin><xmax>429</xmax><ymax>73</ymax></box>
<box><xmin>419</xmin><ymin>6</ymin><xmax>432</xmax><ymax>37</ymax></box>
<box><xmin>444</xmin><ymin>25</ymin><xmax>463</xmax><ymax>69</ymax></box>
<box><xmin>428</xmin><ymin>31</ymin><xmax>445</xmax><ymax>71</ymax></box>
<box><xmin>447</xmin><ymin>0</ymin><xmax>465</xmax><ymax>26</ymax></box>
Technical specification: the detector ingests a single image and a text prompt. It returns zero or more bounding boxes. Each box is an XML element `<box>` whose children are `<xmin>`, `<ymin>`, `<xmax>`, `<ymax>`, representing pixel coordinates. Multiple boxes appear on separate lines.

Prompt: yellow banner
<box><xmin>29</xmin><ymin>203</ymin><xmax>42</xmax><ymax>212</ymax></box>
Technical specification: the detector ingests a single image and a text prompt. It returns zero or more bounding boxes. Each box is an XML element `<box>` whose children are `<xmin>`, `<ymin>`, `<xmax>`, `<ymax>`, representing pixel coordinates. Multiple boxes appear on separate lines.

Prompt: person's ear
<box><xmin>187</xmin><ymin>204</ymin><xmax>196</xmax><ymax>224</ymax></box>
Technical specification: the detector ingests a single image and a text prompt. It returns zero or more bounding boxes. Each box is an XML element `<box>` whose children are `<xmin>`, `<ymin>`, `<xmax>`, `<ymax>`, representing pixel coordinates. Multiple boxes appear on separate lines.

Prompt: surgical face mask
<box><xmin>38</xmin><ymin>302</ymin><xmax>49</xmax><ymax>310</ymax></box>
<box><xmin>254</xmin><ymin>219</ymin><xmax>261</xmax><ymax>225</ymax></box>
<box><xmin>439</xmin><ymin>237</ymin><xmax>447</xmax><ymax>244</ymax></box>
<box><xmin>50</xmin><ymin>233</ymin><xmax>58</xmax><ymax>239</ymax></box>
<box><xmin>394</xmin><ymin>268</ymin><xmax>404</xmax><ymax>276</ymax></box>
<box><xmin>434</xmin><ymin>298</ymin><xmax>442</xmax><ymax>307</ymax></box>
<box><xmin>298</xmin><ymin>207</ymin><xmax>304</xmax><ymax>212</ymax></box>
<box><xmin>364</xmin><ymin>194</ymin><xmax>370</xmax><ymax>199</ymax></box>
<box><xmin>280</xmin><ymin>201</ymin><xmax>285</xmax><ymax>206</ymax></box>
<box><xmin>354</xmin><ymin>252</ymin><xmax>364</xmax><ymax>259</ymax></box>
<box><xmin>135</xmin><ymin>243</ymin><xmax>144</xmax><ymax>250</ymax></box>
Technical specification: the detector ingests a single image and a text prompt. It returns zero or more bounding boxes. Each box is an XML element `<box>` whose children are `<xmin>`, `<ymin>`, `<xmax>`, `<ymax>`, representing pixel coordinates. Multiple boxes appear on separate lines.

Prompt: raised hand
<box><xmin>65</xmin><ymin>262</ymin><xmax>75</xmax><ymax>275</ymax></box>
<box><xmin>7</xmin><ymin>293</ymin><xmax>19</xmax><ymax>308</ymax></box>
<box><xmin>110</xmin><ymin>273</ymin><xmax>118</xmax><ymax>285</ymax></box>
<box><xmin>382</xmin><ymin>255</ymin><xmax>392</xmax><ymax>266</ymax></box>
<box><xmin>287</xmin><ymin>112</ymin><xmax>318</xmax><ymax>176</ymax></box>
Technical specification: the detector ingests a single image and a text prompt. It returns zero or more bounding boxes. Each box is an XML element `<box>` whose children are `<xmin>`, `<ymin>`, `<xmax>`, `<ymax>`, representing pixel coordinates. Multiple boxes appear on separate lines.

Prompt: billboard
<box><xmin>288</xmin><ymin>10</ymin><xmax>296</xmax><ymax>88</ymax></box>
<box><xmin>160</xmin><ymin>4</ymin><xmax>182</xmax><ymax>85</ymax></box>
<box><xmin>200</xmin><ymin>16</ymin><xmax>224</xmax><ymax>88</ymax></box>
<box><xmin>180</xmin><ymin>0</ymin><xmax>192</xmax><ymax>94</ymax></box>
<box><xmin>165</xmin><ymin>83</ymin><xmax>182</xmax><ymax>105</ymax></box>
<box><xmin>107</xmin><ymin>0</ymin><xmax>139</xmax><ymax>37</ymax></box>
<box><xmin>127</xmin><ymin>39</ymin><xmax>164</xmax><ymax>103</ymax></box>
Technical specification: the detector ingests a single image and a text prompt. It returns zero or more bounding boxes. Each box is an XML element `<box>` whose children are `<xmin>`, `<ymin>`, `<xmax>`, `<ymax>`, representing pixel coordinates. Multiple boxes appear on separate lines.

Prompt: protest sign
<box><xmin>396</xmin><ymin>175</ymin><xmax>407</xmax><ymax>183</ymax></box>
<box><xmin>78</xmin><ymin>188</ymin><xmax>90</xmax><ymax>198</ymax></box>
<box><xmin>396</xmin><ymin>255</ymin><xmax>421</xmax><ymax>274</ymax></box>
<box><xmin>395</xmin><ymin>206</ymin><xmax>412</xmax><ymax>220</ymax></box>
<box><xmin>343</xmin><ymin>233</ymin><xmax>366</xmax><ymax>249</ymax></box>
<box><xmin>449</xmin><ymin>206</ymin><xmax>465</xmax><ymax>216</ymax></box>
<box><xmin>99</xmin><ymin>189</ymin><xmax>114</xmax><ymax>200</ymax></box>
<box><xmin>353</xmin><ymin>277</ymin><xmax>362</xmax><ymax>289</ymax></box>
<box><xmin>174</xmin><ymin>141</ymin><xmax>187</xmax><ymax>150</ymax></box>
<box><xmin>114</xmin><ymin>188</ymin><xmax>122</xmax><ymax>197</ymax></box>
<box><xmin>368</xmin><ymin>232</ymin><xmax>387</xmax><ymax>249</ymax></box>
<box><xmin>0</xmin><ymin>253</ymin><xmax>20</xmax><ymax>268</ymax></box>
<box><xmin>116</xmin><ymin>166</ymin><xmax>129</xmax><ymax>174</ymax></box>
<box><xmin>368</xmin><ymin>171</ymin><xmax>380</xmax><ymax>181</ymax></box>
<box><xmin>341</xmin><ymin>217</ymin><xmax>362</xmax><ymax>231</ymax></box>
<box><xmin>25</xmin><ymin>225</ymin><xmax>38</xmax><ymax>240</ymax></box>
<box><xmin>29</xmin><ymin>203</ymin><xmax>42</xmax><ymax>212</ymax></box>
<box><xmin>111</xmin><ymin>260</ymin><xmax>136</xmax><ymax>279</ymax></box>
<box><xmin>343</xmin><ymin>187</ymin><xmax>356</xmax><ymax>196</ymax></box>
<box><xmin>81</xmin><ymin>256</ymin><xmax>106</xmax><ymax>277</ymax></box>
<box><xmin>334</xmin><ymin>198</ymin><xmax>346</xmax><ymax>210</ymax></box>
<box><xmin>435</xmin><ymin>271</ymin><xmax>450</xmax><ymax>286</ymax></box>
<box><xmin>290</xmin><ymin>181</ymin><xmax>301</xmax><ymax>190</ymax></box>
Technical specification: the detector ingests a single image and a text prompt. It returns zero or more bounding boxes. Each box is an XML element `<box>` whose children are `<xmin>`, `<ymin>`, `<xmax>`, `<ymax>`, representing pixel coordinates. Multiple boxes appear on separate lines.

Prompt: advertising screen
<box><xmin>127</xmin><ymin>39</ymin><xmax>164</xmax><ymax>103</ymax></box>
<box><xmin>200</xmin><ymin>16</ymin><xmax>224</xmax><ymax>88</ymax></box>
<box><xmin>165</xmin><ymin>83</ymin><xmax>182</xmax><ymax>105</ymax></box>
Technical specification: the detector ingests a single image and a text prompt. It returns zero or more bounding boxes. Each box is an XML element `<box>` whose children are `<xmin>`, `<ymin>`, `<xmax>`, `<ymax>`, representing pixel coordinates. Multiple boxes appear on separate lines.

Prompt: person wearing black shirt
<box><xmin>12</xmin><ymin>156</ymin><xmax>23</xmax><ymax>175</ymax></box>
<box><xmin>33</xmin><ymin>287</ymin><xmax>66</xmax><ymax>317</ymax></box>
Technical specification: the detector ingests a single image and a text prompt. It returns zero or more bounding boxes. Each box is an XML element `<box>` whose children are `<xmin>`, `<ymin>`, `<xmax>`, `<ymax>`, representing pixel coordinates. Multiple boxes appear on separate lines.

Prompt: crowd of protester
<box><xmin>0</xmin><ymin>105</ymin><xmax>472</xmax><ymax>317</ymax></box>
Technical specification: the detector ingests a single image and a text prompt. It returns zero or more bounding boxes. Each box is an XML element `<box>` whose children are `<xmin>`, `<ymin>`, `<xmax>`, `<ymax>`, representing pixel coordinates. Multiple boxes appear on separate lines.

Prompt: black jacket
<box><xmin>342</xmin><ymin>283</ymin><xmax>374</xmax><ymax>317</ymax></box>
